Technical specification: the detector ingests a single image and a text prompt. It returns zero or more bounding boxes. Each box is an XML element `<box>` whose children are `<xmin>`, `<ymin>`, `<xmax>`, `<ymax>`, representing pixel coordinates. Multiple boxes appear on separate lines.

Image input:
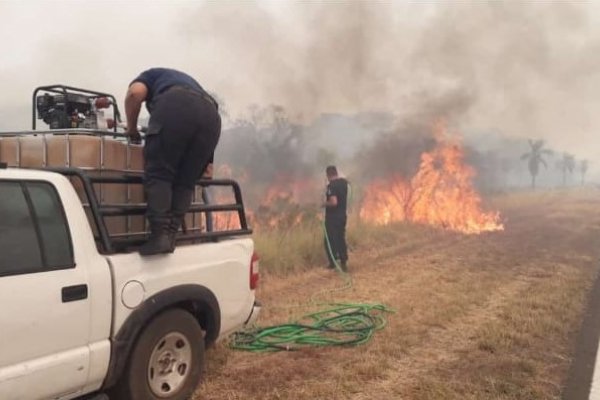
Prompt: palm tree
<box><xmin>521</xmin><ymin>140</ymin><xmax>552</xmax><ymax>189</ymax></box>
<box><xmin>580</xmin><ymin>160</ymin><xmax>589</xmax><ymax>185</ymax></box>
<box><xmin>556</xmin><ymin>153</ymin><xmax>576</xmax><ymax>186</ymax></box>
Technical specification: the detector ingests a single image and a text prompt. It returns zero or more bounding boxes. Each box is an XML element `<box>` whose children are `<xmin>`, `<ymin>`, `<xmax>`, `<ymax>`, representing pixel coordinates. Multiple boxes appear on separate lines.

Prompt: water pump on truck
<box><xmin>33</xmin><ymin>85</ymin><xmax>122</xmax><ymax>131</ymax></box>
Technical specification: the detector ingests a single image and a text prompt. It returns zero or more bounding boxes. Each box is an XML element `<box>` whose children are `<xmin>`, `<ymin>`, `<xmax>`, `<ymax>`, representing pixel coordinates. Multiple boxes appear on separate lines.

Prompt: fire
<box><xmin>252</xmin><ymin>176</ymin><xmax>320</xmax><ymax>230</ymax></box>
<box><xmin>210</xmin><ymin>165</ymin><xmax>242</xmax><ymax>231</ymax></box>
<box><xmin>210</xmin><ymin>166</ymin><xmax>319</xmax><ymax>231</ymax></box>
<box><xmin>359</xmin><ymin>127</ymin><xmax>503</xmax><ymax>234</ymax></box>
<box><xmin>210</xmin><ymin>209</ymin><xmax>240</xmax><ymax>231</ymax></box>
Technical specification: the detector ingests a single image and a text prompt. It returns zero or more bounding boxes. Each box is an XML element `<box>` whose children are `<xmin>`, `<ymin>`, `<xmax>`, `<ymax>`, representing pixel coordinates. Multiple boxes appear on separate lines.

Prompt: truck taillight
<box><xmin>250</xmin><ymin>252</ymin><xmax>259</xmax><ymax>290</ymax></box>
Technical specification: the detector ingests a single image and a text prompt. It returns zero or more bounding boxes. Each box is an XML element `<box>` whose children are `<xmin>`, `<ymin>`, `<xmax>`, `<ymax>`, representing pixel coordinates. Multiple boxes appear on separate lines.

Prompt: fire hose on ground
<box><xmin>230</xmin><ymin>213</ymin><xmax>393</xmax><ymax>352</ymax></box>
<box><xmin>230</xmin><ymin>303</ymin><xmax>393</xmax><ymax>352</ymax></box>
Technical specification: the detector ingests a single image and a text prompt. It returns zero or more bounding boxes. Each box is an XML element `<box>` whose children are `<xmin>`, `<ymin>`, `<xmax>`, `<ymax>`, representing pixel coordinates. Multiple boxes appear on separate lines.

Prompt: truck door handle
<box><xmin>62</xmin><ymin>284</ymin><xmax>88</xmax><ymax>303</ymax></box>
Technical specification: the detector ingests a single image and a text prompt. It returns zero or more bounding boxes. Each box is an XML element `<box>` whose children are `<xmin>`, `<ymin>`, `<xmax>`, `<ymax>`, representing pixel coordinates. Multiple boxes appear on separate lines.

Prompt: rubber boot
<box><xmin>139</xmin><ymin>180</ymin><xmax>173</xmax><ymax>256</ymax></box>
<box><xmin>168</xmin><ymin>187</ymin><xmax>194</xmax><ymax>252</ymax></box>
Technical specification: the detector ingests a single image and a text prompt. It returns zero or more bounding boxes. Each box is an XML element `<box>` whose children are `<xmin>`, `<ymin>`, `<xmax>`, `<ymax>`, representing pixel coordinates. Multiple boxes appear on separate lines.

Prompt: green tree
<box><xmin>520</xmin><ymin>140</ymin><xmax>552</xmax><ymax>189</ymax></box>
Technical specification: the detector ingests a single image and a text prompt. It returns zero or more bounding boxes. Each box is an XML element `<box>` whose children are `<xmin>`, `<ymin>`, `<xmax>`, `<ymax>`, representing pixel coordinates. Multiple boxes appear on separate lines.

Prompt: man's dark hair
<box><xmin>326</xmin><ymin>165</ymin><xmax>338</xmax><ymax>176</ymax></box>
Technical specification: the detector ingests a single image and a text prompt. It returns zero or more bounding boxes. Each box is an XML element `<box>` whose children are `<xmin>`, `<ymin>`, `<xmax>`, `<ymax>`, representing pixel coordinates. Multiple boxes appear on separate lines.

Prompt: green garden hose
<box><xmin>231</xmin><ymin>303</ymin><xmax>393</xmax><ymax>352</ymax></box>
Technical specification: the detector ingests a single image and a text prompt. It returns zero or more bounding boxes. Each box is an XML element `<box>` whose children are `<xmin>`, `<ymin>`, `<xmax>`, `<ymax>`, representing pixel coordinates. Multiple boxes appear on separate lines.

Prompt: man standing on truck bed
<box><xmin>125</xmin><ymin>67</ymin><xmax>221</xmax><ymax>255</ymax></box>
<box><xmin>323</xmin><ymin>165</ymin><xmax>349</xmax><ymax>272</ymax></box>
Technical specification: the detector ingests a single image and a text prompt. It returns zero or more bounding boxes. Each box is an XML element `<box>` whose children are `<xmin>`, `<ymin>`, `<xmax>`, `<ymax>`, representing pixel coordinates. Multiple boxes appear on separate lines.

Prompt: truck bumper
<box><xmin>244</xmin><ymin>300</ymin><xmax>261</xmax><ymax>326</ymax></box>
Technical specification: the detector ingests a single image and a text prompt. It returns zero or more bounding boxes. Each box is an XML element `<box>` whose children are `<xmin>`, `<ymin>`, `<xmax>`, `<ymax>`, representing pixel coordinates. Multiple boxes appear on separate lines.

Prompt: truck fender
<box><xmin>102</xmin><ymin>284</ymin><xmax>221</xmax><ymax>390</ymax></box>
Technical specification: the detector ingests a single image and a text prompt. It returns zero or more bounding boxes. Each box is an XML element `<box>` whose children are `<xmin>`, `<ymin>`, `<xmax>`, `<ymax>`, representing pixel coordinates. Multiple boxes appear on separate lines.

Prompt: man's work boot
<box><xmin>139</xmin><ymin>180</ymin><xmax>173</xmax><ymax>256</ymax></box>
<box><xmin>167</xmin><ymin>218</ymin><xmax>183</xmax><ymax>254</ymax></box>
<box><xmin>140</xmin><ymin>217</ymin><xmax>172</xmax><ymax>256</ymax></box>
<box><xmin>168</xmin><ymin>187</ymin><xmax>194</xmax><ymax>253</ymax></box>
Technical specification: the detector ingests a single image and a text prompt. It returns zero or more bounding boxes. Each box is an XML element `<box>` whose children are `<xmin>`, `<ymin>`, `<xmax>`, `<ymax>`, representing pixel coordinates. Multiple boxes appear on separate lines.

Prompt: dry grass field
<box><xmin>194</xmin><ymin>189</ymin><xmax>600</xmax><ymax>400</ymax></box>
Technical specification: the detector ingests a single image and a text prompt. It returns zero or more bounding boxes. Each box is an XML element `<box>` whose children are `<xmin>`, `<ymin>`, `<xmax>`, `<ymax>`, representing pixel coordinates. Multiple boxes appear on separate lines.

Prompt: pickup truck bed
<box><xmin>0</xmin><ymin>165</ymin><xmax>260</xmax><ymax>400</ymax></box>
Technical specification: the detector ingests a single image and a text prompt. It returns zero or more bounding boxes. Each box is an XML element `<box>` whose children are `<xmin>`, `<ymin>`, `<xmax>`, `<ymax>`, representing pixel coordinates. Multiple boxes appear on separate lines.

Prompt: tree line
<box><xmin>520</xmin><ymin>139</ymin><xmax>589</xmax><ymax>189</ymax></box>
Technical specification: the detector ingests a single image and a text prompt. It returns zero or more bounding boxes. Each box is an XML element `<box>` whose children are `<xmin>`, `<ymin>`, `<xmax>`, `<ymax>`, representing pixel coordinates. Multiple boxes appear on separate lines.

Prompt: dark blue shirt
<box><xmin>131</xmin><ymin>68</ymin><xmax>205</xmax><ymax>112</ymax></box>
<box><xmin>326</xmin><ymin>178</ymin><xmax>348</xmax><ymax>220</ymax></box>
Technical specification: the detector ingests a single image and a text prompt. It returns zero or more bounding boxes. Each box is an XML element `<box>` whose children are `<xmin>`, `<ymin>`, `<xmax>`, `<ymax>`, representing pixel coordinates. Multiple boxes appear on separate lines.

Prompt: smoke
<box><xmin>179</xmin><ymin>2</ymin><xmax>412</xmax><ymax>119</ymax></box>
<box><xmin>178</xmin><ymin>1</ymin><xmax>600</xmax><ymax>165</ymax></box>
<box><xmin>217</xmin><ymin>105</ymin><xmax>314</xmax><ymax>184</ymax></box>
<box><xmin>1</xmin><ymin>1</ymin><xmax>599</xmax><ymax>175</ymax></box>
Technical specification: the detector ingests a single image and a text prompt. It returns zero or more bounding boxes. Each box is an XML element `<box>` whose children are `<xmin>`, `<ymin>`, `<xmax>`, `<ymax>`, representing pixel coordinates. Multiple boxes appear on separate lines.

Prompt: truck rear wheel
<box><xmin>112</xmin><ymin>309</ymin><xmax>205</xmax><ymax>400</ymax></box>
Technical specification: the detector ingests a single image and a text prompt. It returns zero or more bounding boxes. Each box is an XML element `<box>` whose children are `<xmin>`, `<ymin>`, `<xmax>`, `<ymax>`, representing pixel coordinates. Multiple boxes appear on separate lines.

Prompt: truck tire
<box><xmin>111</xmin><ymin>309</ymin><xmax>205</xmax><ymax>400</ymax></box>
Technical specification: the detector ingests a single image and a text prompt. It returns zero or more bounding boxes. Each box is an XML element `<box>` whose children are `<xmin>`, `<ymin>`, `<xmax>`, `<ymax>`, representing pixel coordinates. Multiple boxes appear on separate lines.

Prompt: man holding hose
<box><xmin>323</xmin><ymin>165</ymin><xmax>349</xmax><ymax>272</ymax></box>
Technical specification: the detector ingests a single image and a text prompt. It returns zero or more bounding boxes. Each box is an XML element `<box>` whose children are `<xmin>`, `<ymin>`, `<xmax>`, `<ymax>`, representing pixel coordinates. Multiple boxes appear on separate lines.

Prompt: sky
<box><xmin>0</xmin><ymin>0</ymin><xmax>599</xmax><ymax>172</ymax></box>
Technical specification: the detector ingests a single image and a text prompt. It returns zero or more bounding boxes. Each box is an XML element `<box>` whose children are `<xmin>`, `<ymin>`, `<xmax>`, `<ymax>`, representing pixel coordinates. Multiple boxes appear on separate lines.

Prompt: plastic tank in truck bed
<box><xmin>0</xmin><ymin>133</ymin><xmax>207</xmax><ymax>237</ymax></box>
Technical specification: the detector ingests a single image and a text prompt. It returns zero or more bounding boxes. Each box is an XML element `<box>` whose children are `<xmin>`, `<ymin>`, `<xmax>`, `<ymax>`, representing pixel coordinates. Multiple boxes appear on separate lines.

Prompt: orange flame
<box><xmin>359</xmin><ymin>126</ymin><xmax>503</xmax><ymax>234</ymax></box>
<box><xmin>210</xmin><ymin>167</ymin><xmax>319</xmax><ymax>231</ymax></box>
<box><xmin>252</xmin><ymin>176</ymin><xmax>319</xmax><ymax>230</ymax></box>
<box><xmin>210</xmin><ymin>165</ymin><xmax>242</xmax><ymax>231</ymax></box>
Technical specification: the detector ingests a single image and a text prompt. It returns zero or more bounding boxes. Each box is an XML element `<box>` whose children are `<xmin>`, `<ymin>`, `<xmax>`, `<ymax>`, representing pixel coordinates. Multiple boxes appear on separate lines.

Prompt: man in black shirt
<box><xmin>125</xmin><ymin>68</ymin><xmax>221</xmax><ymax>255</ymax></box>
<box><xmin>323</xmin><ymin>165</ymin><xmax>349</xmax><ymax>272</ymax></box>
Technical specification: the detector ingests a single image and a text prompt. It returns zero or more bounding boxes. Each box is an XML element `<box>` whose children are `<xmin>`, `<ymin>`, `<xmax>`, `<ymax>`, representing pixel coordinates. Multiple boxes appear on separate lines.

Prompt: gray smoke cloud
<box><xmin>0</xmin><ymin>1</ymin><xmax>599</xmax><ymax>172</ymax></box>
<box><xmin>178</xmin><ymin>1</ymin><xmax>600</xmax><ymax>164</ymax></box>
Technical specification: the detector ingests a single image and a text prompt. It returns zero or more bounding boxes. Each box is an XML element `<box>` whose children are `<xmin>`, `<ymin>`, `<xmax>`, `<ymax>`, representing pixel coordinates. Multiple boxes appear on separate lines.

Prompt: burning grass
<box><xmin>195</xmin><ymin>188</ymin><xmax>600</xmax><ymax>400</ymax></box>
<box><xmin>216</xmin><ymin>124</ymin><xmax>503</xmax><ymax>238</ymax></box>
<box><xmin>359</xmin><ymin>126</ymin><xmax>503</xmax><ymax>234</ymax></box>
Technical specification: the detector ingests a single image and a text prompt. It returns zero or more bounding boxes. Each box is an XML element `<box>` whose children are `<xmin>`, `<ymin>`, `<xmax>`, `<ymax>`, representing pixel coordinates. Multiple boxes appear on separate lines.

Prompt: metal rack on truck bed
<box><xmin>0</xmin><ymin>85</ymin><xmax>252</xmax><ymax>254</ymax></box>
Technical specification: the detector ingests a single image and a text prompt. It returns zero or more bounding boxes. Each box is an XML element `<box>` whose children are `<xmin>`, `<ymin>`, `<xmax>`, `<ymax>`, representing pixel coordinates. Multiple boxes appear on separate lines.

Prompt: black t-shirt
<box><xmin>326</xmin><ymin>178</ymin><xmax>348</xmax><ymax>219</ymax></box>
<box><xmin>131</xmin><ymin>67</ymin><xmax>205</xmax><ymax>112</ymax></box>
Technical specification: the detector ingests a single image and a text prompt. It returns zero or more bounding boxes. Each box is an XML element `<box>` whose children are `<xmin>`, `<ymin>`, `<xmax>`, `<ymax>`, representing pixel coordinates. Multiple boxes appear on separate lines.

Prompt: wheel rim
<box><xmin>148</xmin><ymin>332</ymin><xmax>193</xmax><ymax>397</ymax></box>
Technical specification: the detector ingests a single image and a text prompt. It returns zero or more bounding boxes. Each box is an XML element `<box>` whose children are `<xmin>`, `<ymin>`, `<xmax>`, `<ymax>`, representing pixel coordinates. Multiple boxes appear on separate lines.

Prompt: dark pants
<box><xmin>324</xmin><ymin>216</ymin><xmax>348</xmax><ymax>265</ymax></box>
<box><xmin>144</xmin><ymin>87</ymin><xmax>221</xmax><ymax>221</ymax></box>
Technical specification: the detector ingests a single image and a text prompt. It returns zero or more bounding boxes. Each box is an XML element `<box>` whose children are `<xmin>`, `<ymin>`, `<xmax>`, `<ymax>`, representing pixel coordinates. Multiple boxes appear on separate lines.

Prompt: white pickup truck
<box><xmin>0</xmin><ymin>165</ymin><xmax>260</xmax><ymax>400</ymax></box>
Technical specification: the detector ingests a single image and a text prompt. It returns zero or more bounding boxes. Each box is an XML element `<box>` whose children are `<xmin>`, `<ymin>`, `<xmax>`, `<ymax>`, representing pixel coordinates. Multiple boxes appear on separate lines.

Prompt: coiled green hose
<box><xmin>231</xmin><ymin>303</ymin><xmax>393</xmax><ymax>352</ymax></box>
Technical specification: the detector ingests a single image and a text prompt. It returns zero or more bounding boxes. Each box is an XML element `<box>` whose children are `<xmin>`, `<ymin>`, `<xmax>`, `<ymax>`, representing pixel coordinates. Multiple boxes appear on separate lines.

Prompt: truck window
<box><xmin>0</xmin><ymin>182</ymin><xmax>43</xmax><ymax>275</ymax></box>
<box><xmin>27</xmin><ymin>183</ymin><xmax>74</xmax><ymax>269</ymax></box>
<box><xmin>0</xmin><ymin>181</ymin><xmax>74</xmax><ymax>276</ymax></box>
